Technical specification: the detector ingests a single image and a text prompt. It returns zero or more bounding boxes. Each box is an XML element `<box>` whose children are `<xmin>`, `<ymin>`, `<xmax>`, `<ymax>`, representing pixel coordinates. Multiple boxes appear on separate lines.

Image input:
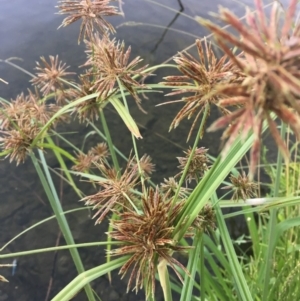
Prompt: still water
<box><xmin>0</xmin><ymin>0</ymin><xmax>285</xmax><ymax>300</ymax></box>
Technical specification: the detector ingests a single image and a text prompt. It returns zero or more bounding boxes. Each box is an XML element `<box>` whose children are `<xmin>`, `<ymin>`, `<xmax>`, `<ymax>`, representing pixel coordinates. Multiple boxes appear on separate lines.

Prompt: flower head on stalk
<box><xmin>131</xmin><ymin>154</ymin><xmax>155</xmax><ymax>178</ymax></box>
<box><xmin>31</xmin><ymin>55</ymin><xmax>74</xmax><ymax>100</ymax></box>
<box><xmin>84</xmin><ymin>34</ymin><xmax>149</xmax><ymax>112</ymax></box>
<box><xmin>109</xmin><ymin>187</ymin><xmax>189</xmax><ymax>299</ymax></box>
<box><xmin>67</xmin><ymin>73</ymin><xmax>110</xmax><ymax>122</ymax></box>
<box><xmin>222</xmin><ymin>172</ymin><xmax>258</xmax><ymax>201</ymax></box>
<box><xmin>57</xmin><ymin>0</ymin><xmax>120</xmax><ymax>43</ymax></box>
<box><xmin>160</xmin><ymin>39</ymin><xmax>240</xmax><ymax>140</ymax></box>
<box><xmin>200</xmin><ymin>0</ymin><xmax>300</xmax><ymax>177</ymax></box>
<box><xmin>72</xmin><ymin>142</ymin><xmax>109</xmax><ymax>172</ymax></box>
<box><xmin>177</xmin><ymin>147</ymin><xmax>210</xmax><ymax>183</ymax></box>
<box><xmin>0</xmin><ymin>90</ymin><xmax>63</xmax><ymax>165</ymax></box>
<box><xmin>160</xmin><ymin>177</ymin><xmax>191</xmax><ymax>199</ymax></box>
<box><xmin>81</xmin><ymin>156</ymin><xmax>140</xmax><ymax>223</ymax></box>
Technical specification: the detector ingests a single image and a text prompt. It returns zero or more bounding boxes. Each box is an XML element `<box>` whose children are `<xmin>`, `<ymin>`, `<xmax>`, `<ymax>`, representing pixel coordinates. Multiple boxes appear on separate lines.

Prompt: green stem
<box><xmin>31</xmin><ymin>151</ymin><xmax>95</xmax><ymax>301</ymax></box>
<box><xmin>116</xmin><ymin>77</ymin><xmax>145</xmax><ymax>194</ymax></box>
<box><xmin>172</xmin><ymin>104</ymin><xmax>209</xmax><ymax>208</ymax></box>
<box><xmin>212</xmin><ymin>193</ymin><xmax>253</xmax><ymax>301</ymax></box>
<box><xmin>0</xmin><ymin>242</ymin><xmax>119</xmax><ymax>258</ymax></box>
<box><xmin>200</xmin><ymin>233</ymin><xmax>205</xmax><ymax>301</ymax></box>
<box><xmin>179</xmin><ymin>230</ymin><xmax>202</xmax><ymax>301</ymax></box>
<box><xmin>100</xmin><ymin>110</ymin><xmax>120</xmax><ymax>171</ymax></box>
<box><xmin>262</xmin><ymin>122</ymin><xmax>286</xmax><ymax>300</ymax></box>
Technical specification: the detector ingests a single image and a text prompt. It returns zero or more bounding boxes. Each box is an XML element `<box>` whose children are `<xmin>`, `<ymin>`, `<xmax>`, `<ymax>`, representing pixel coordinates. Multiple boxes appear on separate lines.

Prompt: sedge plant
<box><xmin>1</xmin><ymin>0</ymin><xmax>300</xmax><ymax>300</ymax></box>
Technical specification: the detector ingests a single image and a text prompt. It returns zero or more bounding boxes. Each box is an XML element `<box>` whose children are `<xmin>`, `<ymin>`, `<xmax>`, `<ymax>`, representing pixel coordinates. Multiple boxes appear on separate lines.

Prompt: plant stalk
<box><xmin>262</xmin><ymin>122</ymin><xmax>286</xmax><ymax>300</ymax></box>
<box><xmin>31</xmin><ymin>151</ymin><xmax>95</xmax><ymax>301</ymax></box>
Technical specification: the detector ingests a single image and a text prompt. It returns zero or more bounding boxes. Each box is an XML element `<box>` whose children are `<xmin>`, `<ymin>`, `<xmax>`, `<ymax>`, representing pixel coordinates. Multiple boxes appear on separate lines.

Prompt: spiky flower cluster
<box><xmin>81</xmin><ymin>153</ymin><xmax>155</xmax><ymax>223</ymax></box>
<box><xmin>160</xmin><ymin>177</ymin><xmax>191</xmax><ymax>199</ymax></box>
<box><xmin>163</xmin><ymin>0</ymin><xmax>300</xmax><ymax>177</ymax></box>
<box><xmin>84</xmin><ymin>34</ymin><xmax>149</xmax><ymax>112</ymax></box>
<box><xmin>109</xmin><ymin>187</ymin><xmax>188</xmax><ymax>299</ymax></box>
<box><xmin>31</xmin><ymin>55</ymin><xmax>74</xmax><ymax>100</ymax></box>
<box><xmin>222</xmin><ymin>172</ymin><xmax>258</xmax><ymax>201</ymax></box>
<box><xmin>132</xmin><ymin>154</ymin><xmax>155</xmax><ymax>178</ymax></box>
<box><xmin>0</xmin><ymin>91</ymin><xmax>63</xmax><ymax>165</ymax></box>
<box><xmin>177</xmin><ymin>147</ymin><xmax>210</xmax><ymax>182</ymax></box>
<box><xmin>161</xmin><ymin>39</ymin><xmax>240</xmax><ymax>140</ymax></box>
<box><xmin>57</xmin><ymin>0</ymin><xmax>120</xmax><ymax>43</ymax></box>
<box><xmin>71</xmin><ymin>142</ymin><xmax>109</xmax><ymax>172</ymax></box>
<box><xmin>193</xmin><ymin>204</ymin><xmax>216</xmax><ymax>232</ymax></box>
<box><xmin>202</xmin><ymin>0</ymin><xmax>300</xmax><ymax>176</ymax></box>
<box><xmin>67</xmin><ymin>73</ymin><xmax>110</xmax><ymax>122</ymax></box>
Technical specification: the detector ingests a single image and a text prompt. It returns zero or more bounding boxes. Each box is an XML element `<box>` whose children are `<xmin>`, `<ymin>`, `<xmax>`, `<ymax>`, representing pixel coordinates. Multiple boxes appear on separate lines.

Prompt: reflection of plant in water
<box><xmin>1</xmin><ymin>0</ymin><xmax>300</xmax><ymax>301</ymax></box>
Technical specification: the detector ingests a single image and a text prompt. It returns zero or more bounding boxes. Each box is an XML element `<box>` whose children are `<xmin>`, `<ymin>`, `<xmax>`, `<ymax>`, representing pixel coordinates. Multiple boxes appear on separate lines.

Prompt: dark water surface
<box><xmin>0</xmin><ymin>0</ymin><xmax>281</xmax><ymax>300</ymax></box>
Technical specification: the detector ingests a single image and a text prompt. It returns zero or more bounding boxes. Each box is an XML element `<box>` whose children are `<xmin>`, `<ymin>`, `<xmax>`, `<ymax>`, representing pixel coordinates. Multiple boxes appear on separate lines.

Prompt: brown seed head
<box><xmin>177</xmin><ymin>147</ymin><xmax>210</xmax><ymax>183</ymax></box>
<box><xmin>84</xmin><ymin>34</ymin><xmax>149</xmax><ymax>112</ymax></box>
<box><xmin>31</xmin><ymin>55</ymin><xmax>74</xmax><ymax>97</ymax></box>
<box><xmin>81</xmin><ymin>157</ymin><xmax>140</xmax><ymax>223</ymax></box>
<box><xmin>57</xmin><ymin>0</ymin><xmax>120</xmax><ymax>43</ymax></box>
<box><xmin>131</xmin><ymin>154</ymin><xmax>155</xmax><ymax>178</ymax></box>
<box><xmin>202</xmin><ymin>0</ymin><xmax>300</xmax><ymax>177</ymax></box>
<box><xmin>160</xmin><ymin>177</ymin><xmax>191</xmax><ymax>199</ymax></box>
<box><xmin>222</xmin><ymin>172</ymin><xmax>258</xmax><ymax>201</ymax></box>
<box><xmin>192</xmin><ymin>204</ymin><xmax>216</xmax><ymax>232</ymax></box>
<box><xmin>0</xmin><ymin>90</ymin><xmax>64</xmax><ymax>164</ymax></box>
<box><xmin>72</xmin><ymin>143</ymin><xmax>109</xmax><ymax>172</ymax></box>
<box><xmin>160</xmin><ymin>39</ymin><xmax>239</xmax><ymax>140</ymax></box>
<box><xmin>68</xmin><ymin>73</ymin><xmax>109</xmax><ymax>122</ymax></box>
<box><xmin>109</xmin><ymin>187</ymin><xmax>189</xmax><ymax>298</ymax></box>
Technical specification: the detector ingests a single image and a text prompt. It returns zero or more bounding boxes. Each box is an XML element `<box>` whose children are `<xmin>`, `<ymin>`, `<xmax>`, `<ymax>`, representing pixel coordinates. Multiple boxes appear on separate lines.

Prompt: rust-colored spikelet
<box><xmin>31</xmin><ymin>55</ymin><xmax>74</xmax><ymax>99</ymax></box>
<box><xmin>72</xmin><ymin>142</ymin><xmax>109</xmax><ymax>172</ymax></box>
<box><xmin>222</xmin><ymin>172</ymin><xmax>258</xmax><ymax>201</ymax></box>
<box><xmin>109</xmin><ymin>187</ymin><xmax>189</xmax><ymax>299</ymax></box>
<box><xmin>0</xmin><ymin>90</ymin><xmax>63</xmax><ymax>165</ymax></box>
<box><xmin>193</xmin><ymin>204</ymin><xmax>216</xmax><ymax>232</ymax></box>
<box><xmin>84</xmin><ymin>34</ymin><xmax>149</xmax><ymax>112</ymax></box>
<box><xmin>160</xmin><ymin>177</ymin><xmax>191</xmax><ymax>199</ymax></box>
<box><xmin>160</xmin><ymin>39</ymin><xmax>240</xmax><ymax>140</ymax></box>
<box><xmin>200</xmin><ymin>0</ymin><xmax>300</xmax><ymax>177</ymax></box>
<box><xmin>131</xmin><ymin>154</ymin><xmax>155</xmax><ymax>178</ymax></box>
<box><xmin>67</xmin><ymin>73</ymin><xmax>110</xmax><ymax>122</ymax></box>
<box><xmin>177</xmin><ymin>147</ymin><xmax>210</xmax><ymax>183</ymax></box>
<box><xmin>57</xmin><ymin>0</ymin><xmax>120</xmax><ymax>43</ymax></box>
<box><xmin>81</xmin><ymin>157</ymin><xmax>140</xmax><ymax>223</ymax></box>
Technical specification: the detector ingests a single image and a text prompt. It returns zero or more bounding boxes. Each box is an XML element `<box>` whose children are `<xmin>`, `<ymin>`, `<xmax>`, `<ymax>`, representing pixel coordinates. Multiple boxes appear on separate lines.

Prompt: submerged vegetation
<box><xmin>1</xmin><ymin>0</ymin><xmax>300</xmax><ymax>300</ymax></box>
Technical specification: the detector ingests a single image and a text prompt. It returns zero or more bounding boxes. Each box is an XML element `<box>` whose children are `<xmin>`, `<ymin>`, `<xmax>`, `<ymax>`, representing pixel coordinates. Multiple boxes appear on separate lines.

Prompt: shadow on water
<box><xmin>0</xmin><ymin>0</ymin><xmax>282</xmax><ymax>300</ymax></box>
